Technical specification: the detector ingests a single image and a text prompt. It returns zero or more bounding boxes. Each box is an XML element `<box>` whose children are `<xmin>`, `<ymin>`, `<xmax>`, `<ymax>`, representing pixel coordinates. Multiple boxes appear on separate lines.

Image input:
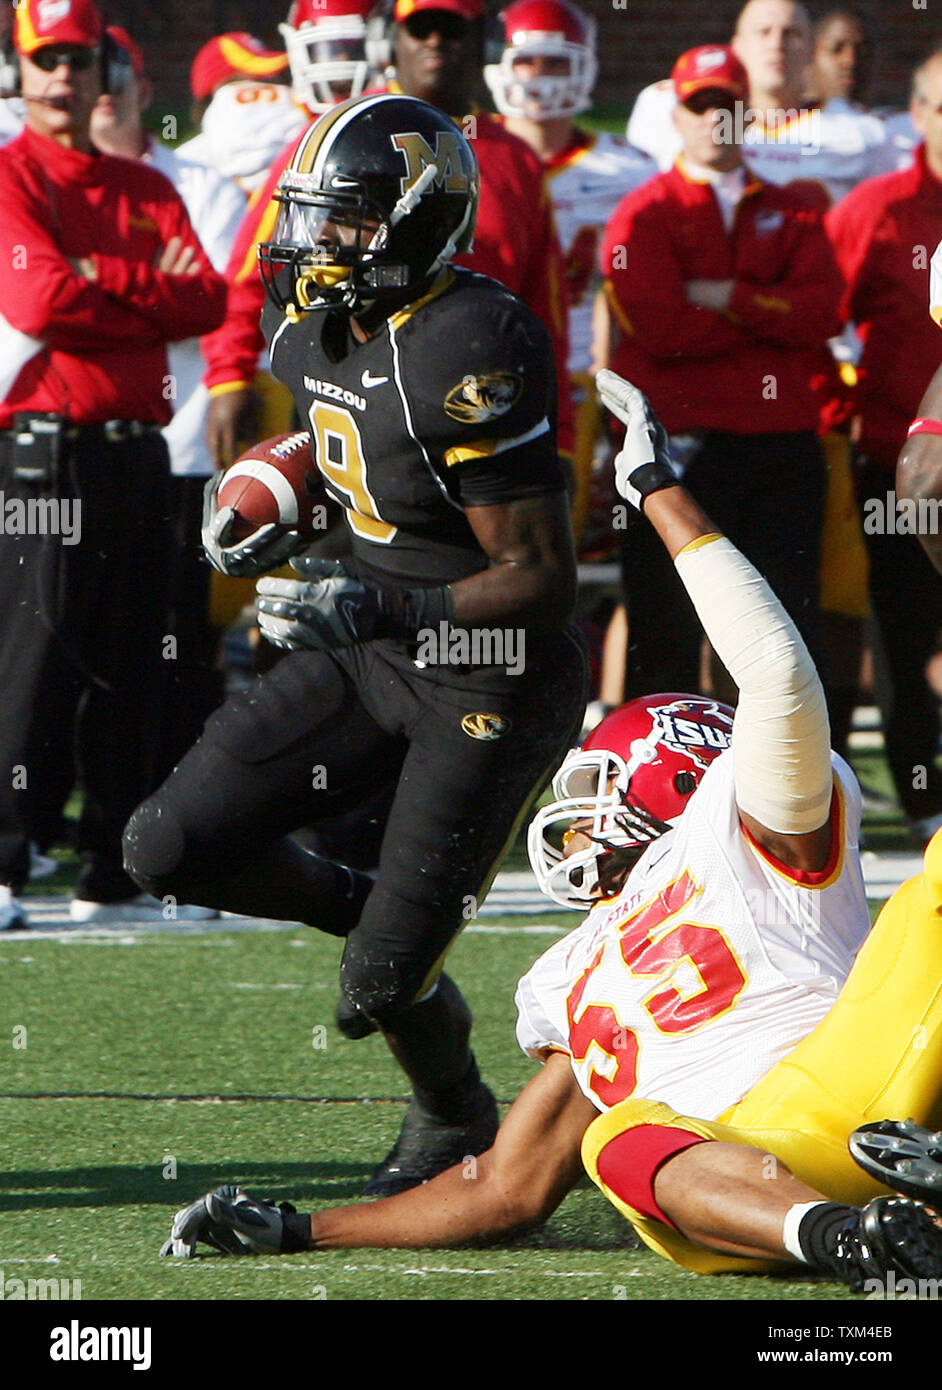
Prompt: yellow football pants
<box><xmin>583</xmin><ymin>831</ymin><xmax>942</xmax><ymax>1273</ymax></box>
<box><xmin>819</xmin><ymin>431</ymin><xmax>869</xmax><ymax>619</ymax></box>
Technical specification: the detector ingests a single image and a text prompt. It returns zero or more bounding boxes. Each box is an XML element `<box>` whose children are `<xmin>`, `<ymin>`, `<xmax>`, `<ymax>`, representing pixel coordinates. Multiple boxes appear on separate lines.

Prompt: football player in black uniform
<box><xmin>123</xmin><ymin>93</ymin><xmax>588</xmax><ymax>1195</ymax></box>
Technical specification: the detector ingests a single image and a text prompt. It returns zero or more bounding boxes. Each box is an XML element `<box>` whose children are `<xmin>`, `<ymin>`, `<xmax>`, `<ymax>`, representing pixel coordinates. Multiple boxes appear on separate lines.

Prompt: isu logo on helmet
<box><xmin>527</xmin><ymin>692</ymin><xmax>734</xmax><ymax>909</ymax></box>
<box><xmin>646</xmin><ymin>698</ymin><xmax>733</xmax><ymax>772</ymax></box>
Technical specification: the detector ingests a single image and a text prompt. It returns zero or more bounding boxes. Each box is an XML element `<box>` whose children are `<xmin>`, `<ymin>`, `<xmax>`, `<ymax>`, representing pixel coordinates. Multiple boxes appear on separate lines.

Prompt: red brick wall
<box><xmin>104</xmin><ymin>0</ymin><xmax>936</xmax><ymax>123</ymax></box>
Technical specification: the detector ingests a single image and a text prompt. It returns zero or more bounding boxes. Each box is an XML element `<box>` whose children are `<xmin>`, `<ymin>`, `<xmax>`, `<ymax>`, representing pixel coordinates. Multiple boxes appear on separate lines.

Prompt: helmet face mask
<box><xmin>528</xmin><ymin>694</ymin><xmax>734</xmax><ymax>910</ymax></box>
<box><xmin>259</xmin><ymin>93</ymin><xmax>478</xmax><ymax>318</ymax></box>
<box><xmin>261</xmin><ymin>176</ymin><xmax>401</xmax><ymax>314</ymax></box>
<box><xmin>280</xmin><ymin>0</ymin><xmax>377</xmax><ymax>115</ymax></box>
<box><xmin>484</xmin><ymin>0</ymin><xmax>597</xmax><ymax>121</ymax></box>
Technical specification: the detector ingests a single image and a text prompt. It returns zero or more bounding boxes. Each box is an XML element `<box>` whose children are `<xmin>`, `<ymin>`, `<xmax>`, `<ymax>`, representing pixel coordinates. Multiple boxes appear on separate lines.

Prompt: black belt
<box><xmin>0</xmin><ymin>419</ymin><xmax>162</xmax><ymax>444</ymax></box>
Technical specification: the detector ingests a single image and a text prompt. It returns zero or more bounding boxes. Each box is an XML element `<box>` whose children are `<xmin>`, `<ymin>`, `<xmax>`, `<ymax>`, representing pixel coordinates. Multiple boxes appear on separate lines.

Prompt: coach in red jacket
<box><xmin>0</xmin><ymin>0</ymin><xmax>226</xmax><ymax>930</ymax></box>
<box><xmin>826</xmin><ymin>48</ymin><xmax>942</xmax><ymax>841</ymax></box>
<box><xmin>601</xmin><ymin>45</ymin><xmax>841</xmax><ymax>700</ymax></box>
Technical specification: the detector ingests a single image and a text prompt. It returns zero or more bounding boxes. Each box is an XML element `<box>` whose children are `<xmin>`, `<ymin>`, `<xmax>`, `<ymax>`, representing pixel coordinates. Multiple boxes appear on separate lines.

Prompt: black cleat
<box><xmin>850</xmin><ymin>1119</ymin><xmax>942</xmax><ymax>1210</ymax></box>
<box><xmin>828</xmin><ymin>1196</ymin><xmax>942</xmax><ymax>1293</ymax></box>
<box><xmin>363</xmin><ymin>1082</ymin><xmax>499</xmax><ymax>1197</ymax></box>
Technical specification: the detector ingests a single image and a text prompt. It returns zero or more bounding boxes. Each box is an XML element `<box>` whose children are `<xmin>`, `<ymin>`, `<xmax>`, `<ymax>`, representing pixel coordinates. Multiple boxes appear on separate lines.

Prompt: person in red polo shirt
<box><xmin>601</xmin><ymin>44</ymin><xmax>841</xmax><ymax>702</ymax></box>
<box><xmin>0</xmin><ymin>0</ymin><xmax>226</xmax><ymax>930</ymax></box>
<box><xmin>828</xmin><ymin>46</ymin><xmax>942</xmax><ymax>843</ymax></box>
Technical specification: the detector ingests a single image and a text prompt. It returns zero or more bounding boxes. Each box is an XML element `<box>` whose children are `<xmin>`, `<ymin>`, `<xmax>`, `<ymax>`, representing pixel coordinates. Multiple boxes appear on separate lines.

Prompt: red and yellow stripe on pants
<box><xmin>582</xmin><ymin>831</ymin><xmax>942</xmax><ymax>1274</ymax></box>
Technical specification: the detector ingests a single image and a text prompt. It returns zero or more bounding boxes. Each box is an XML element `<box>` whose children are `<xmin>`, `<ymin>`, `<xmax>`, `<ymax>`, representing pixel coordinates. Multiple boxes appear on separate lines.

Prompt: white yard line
<box><xmin>2</xmin><ymin>854</ymin><xmax>925</xmax><ymax>943</ymax></box>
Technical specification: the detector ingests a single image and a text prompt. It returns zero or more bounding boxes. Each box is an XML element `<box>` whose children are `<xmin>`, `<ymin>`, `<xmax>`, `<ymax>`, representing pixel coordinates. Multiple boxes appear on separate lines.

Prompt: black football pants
<box><xmin>124</xmin><ymin>631</ymin><xmax>588</xmax><ymax>1023</ymax></box>
<box><xmin>0</xmin><ymin>432</ymin><xmax>171</xmax><ymax>899</ymax></box>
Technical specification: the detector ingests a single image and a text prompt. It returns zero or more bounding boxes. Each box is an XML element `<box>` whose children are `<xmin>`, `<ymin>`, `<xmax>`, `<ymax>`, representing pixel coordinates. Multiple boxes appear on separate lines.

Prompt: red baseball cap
<box><xmin>190</xmin><ymin>31</ymin><xmax>289</xmax><ymax>102</ymax></box>
<box><xmin>672</xmin><ymin>45</ymin><xmax>748</xmax><ymax>105</ymax></box>
<box><xmin>106</xmin><ymin>25</ymin><xmax>145</xmax><ymax>79</ymax></box>
<box><xmin>15</xmin><ymin>0</ymin><xmax>104</xmax><ymax>55</ymax></box>
<box><xmin>394</xmin><ymin>0</ymin><xmax>485</xmax><ymax>23</ymax></box>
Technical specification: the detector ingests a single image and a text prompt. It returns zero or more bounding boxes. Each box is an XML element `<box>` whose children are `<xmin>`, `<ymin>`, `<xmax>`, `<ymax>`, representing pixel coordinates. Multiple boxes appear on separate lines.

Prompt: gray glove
<box><xmin>160</xmin><ymin>1184</ymin><xmax>295</xmax><ymax>1257</ymax></box>
<box><xmin>596</xmin><ymin>369</ymin><xmax>680</xmax><ymax>511</ymax></box>
<box><xmin>256</xmin><ymin>556</ymin><xmax>381</xmax><ymax>652</ymax></box>
<box><xmin>201</xmin><ymin>471</ymin><xmax>302</xmax><ymax>578</ymax></box>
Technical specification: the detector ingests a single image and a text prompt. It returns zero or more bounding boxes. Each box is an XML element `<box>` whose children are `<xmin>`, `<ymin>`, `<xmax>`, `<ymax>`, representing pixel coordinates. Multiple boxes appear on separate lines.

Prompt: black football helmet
<box><xmin>258</xmin><ymin>92</ymin><xmax>479</xmax><ymax>317</ymax></box>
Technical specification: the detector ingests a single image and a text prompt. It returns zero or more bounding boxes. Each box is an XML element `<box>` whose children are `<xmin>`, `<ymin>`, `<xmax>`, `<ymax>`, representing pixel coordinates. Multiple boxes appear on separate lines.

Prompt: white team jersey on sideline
<box><xmin>881</xmin><ymin>109</ymin><xmax>919</xmax><ymax>172</ymax></box>
<box><xmin>146</xmin><ymin>140</ymin><xmax>246</xmax><ymax>476</ymax></box>
<box><xmin>546</xmin><ymin>131</ymin><xmax>655</xmax><ymax>375</ymax></box>
<box><xmin>626</xmin><ymin>83</ymin><xmax>892</xmax><ymax>203</ymax></box>
<box><xmin>626</xmin><ymin>80</ymin><xmax>678</xmax><ymax>171</ymax></box>
<box><xmin>177</xmin><ymin>80</ymin><xmax>308</xmax><ymax>192</ymax></box>
<box><xmin>744</xmin><ymin>100</ymin><xmax>894</xmax><ymax>203</ymax></box>
<box><xmin>515</xmin><ymin>749</ymin><xmax>869</xmax><ymax>1118</ymax></box>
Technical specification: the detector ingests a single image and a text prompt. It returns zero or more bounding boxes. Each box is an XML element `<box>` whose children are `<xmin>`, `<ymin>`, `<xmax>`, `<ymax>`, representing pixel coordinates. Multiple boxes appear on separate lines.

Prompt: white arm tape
<box><xmin>674</xmin><ymin>534</ymin><xmax>832</xmax><ymax>835</ymax></box>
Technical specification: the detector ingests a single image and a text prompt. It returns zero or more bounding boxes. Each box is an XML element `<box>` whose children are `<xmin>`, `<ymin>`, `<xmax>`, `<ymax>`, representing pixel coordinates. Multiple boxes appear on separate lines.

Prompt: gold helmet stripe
<box><xmin>292</xmin><ymin>93</ymin><xmax>409</xmax><ymax>182</ymax></box>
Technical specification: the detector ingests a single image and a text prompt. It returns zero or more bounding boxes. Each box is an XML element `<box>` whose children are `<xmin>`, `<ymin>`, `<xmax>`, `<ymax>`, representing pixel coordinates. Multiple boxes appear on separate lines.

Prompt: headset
<box><xmin>364</xmin><ymin>0</ymin><xmax>396</xmax><ymax>73</ymax></box>
<box><xmin>0</xmin><ymin>30</ymin><xmax>133</xmax><ymax>100</ymax></box>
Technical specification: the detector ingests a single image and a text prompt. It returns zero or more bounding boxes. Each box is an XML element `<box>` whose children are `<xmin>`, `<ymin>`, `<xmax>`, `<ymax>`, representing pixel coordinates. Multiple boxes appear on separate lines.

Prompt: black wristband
<box><xmin>372</xmin><ymin>583</ymin><xmax>456</xmax><ymax>640</ymax></box>
<box><xmin>280</xmin><ymin>1207</ymin><xmax>311</xmax><ymax>1253</ymax></box>
<box><xmin>632</xmin><ymin>460</ymin><xmax>681</xmax><ymax>501</ymax></box>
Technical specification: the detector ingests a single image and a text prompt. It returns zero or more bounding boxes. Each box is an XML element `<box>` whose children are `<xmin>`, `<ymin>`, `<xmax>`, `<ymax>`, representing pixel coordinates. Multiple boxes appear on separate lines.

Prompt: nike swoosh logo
<box><xmin>361</xmin><ymin>370</ymin><xmax>389</xmax><ymax>388</ymax></box>
<box><xmin>339</xmin><ymin>598</ymin><xmax>362</xmax><ymax>638</ymax></box>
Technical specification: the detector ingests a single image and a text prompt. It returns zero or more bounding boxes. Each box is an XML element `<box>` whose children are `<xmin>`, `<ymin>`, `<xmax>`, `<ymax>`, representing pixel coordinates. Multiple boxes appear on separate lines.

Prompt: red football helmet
<box><xmin>528</xmin><ymin>693</ymin><xmax>734</xmax><ymax>909</ymax></box>
<box><xmin>484</xmin><ymin>0</ymin><xmax>597</xmax><ymax>120</ymax></box>
<box><xmin>280</xmin><ymin>0</ymin><xmax>378</xmax><ymax>114</ymax></box>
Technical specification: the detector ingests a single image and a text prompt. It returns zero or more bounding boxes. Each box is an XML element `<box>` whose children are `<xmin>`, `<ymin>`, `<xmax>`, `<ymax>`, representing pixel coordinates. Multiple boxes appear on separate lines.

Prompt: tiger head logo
<box><xmin>444</xmin><ymin>371</ymin><xmax>523</xmax><ymax>424</ymax></box>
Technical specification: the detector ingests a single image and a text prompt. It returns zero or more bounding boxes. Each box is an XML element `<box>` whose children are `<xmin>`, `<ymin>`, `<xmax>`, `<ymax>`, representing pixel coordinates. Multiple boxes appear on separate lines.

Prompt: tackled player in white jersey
<box><xmin>159</xmin><ymin>374</ymin><xmax>942</xmax><ymax>1293</ymax></box>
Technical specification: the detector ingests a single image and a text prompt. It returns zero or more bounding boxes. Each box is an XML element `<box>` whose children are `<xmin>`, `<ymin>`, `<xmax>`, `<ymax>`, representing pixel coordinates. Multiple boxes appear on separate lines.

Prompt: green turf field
<box><xmin>0</xmin><ymin>742</ymin><xmax>923</xmax><ymax>1302</ymax></box>
<box><xmin>0</xmin><ymin>924</ymin><xmax>857</xmax><ymax>1303</ymax></box>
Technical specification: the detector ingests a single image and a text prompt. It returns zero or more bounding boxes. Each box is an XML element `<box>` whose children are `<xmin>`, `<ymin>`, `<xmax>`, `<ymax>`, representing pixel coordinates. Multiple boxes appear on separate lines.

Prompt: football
<box><xmin>217</xmin><ymin>431</ymin><xmax>324</xmax><ymax>540</ymax></box>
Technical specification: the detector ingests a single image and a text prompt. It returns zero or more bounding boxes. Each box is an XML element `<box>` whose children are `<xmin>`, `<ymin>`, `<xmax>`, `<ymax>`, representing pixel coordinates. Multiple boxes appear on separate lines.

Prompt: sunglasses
<box><xmin>30</xmin><ymin>47</ymin><xmax>99</xmax><ymax>73</ymax></box>
<box><xmin>404</xmin><ymin>12</ymin><xmax>469</xmax><ymax>41</ymax></box>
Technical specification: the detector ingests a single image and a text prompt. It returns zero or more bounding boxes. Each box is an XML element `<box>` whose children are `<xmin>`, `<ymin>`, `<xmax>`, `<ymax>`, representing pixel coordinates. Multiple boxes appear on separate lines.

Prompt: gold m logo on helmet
<box><xmin>392</xmin><ymin>131</ymin><xmax>471</xmax><ymax>196</ymax></box>
<box><xmin>461</xmin><ymin>712</ymin><xmax>510</xmax><ymax>741</ymax></box>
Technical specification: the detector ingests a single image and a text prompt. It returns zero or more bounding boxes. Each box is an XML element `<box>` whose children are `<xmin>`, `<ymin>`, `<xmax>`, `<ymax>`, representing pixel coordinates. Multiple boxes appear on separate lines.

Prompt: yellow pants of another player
<box><xmin>582</xmin><ymin>831</ymin><xmax>942</xmax><ymax>1274</ymax></box>
<box><xmin>819</xmin><ymin>431</ymin><xmax>869</xmax><ymax>619</ymax></box>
